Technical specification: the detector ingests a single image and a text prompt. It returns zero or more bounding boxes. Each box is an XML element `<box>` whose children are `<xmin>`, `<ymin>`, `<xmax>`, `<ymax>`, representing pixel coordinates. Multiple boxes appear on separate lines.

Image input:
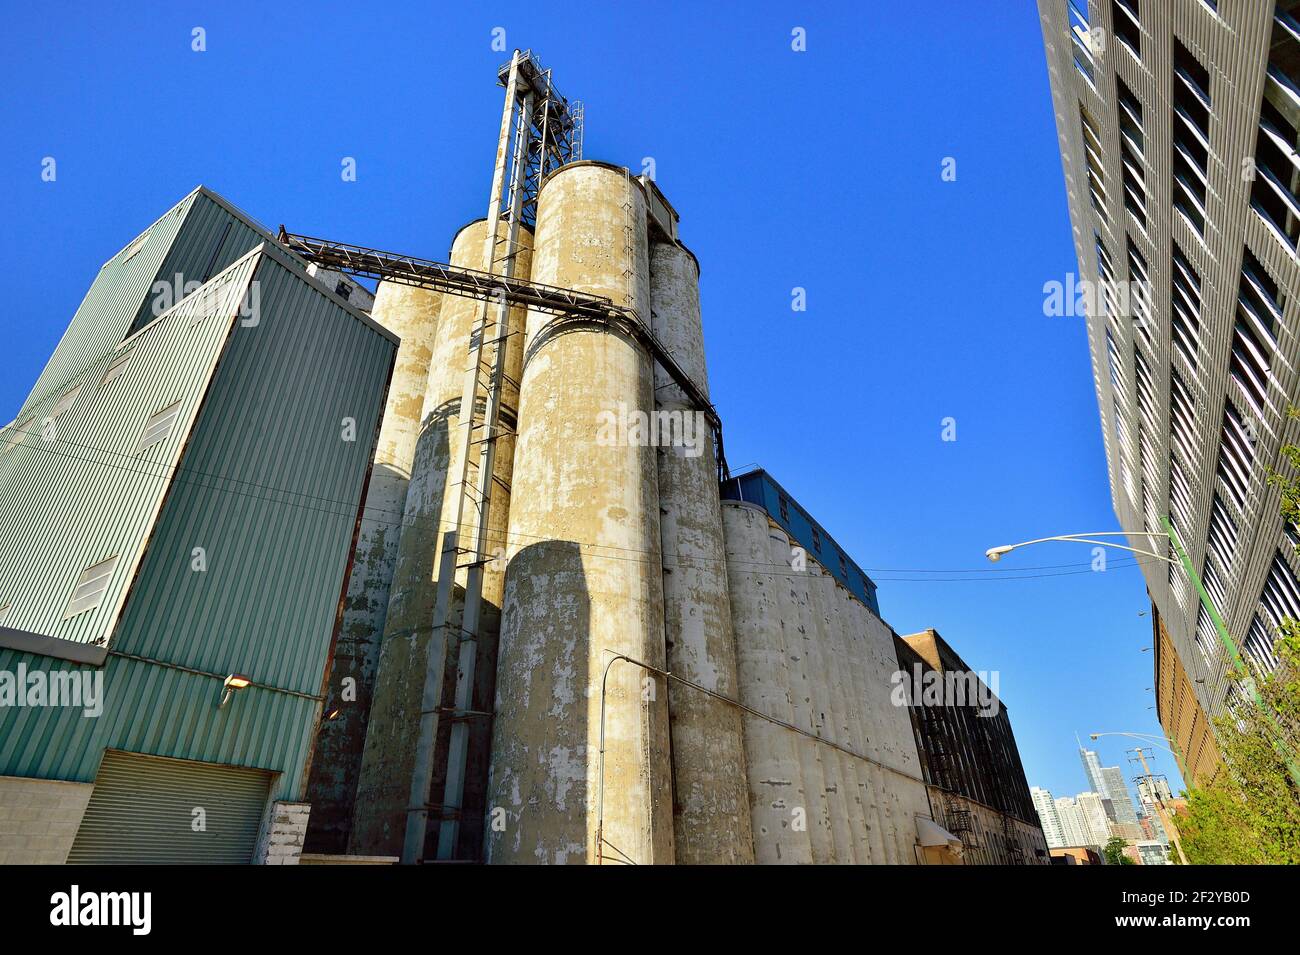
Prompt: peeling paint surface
<box><xmin>488</xmin><ymin>164</ymin><xmax>674</xmax><ymax>865</ymax></box>
<box><xmin>305</xmin><ymin>281</ymin><xmax>441</xmax><ymax>853</ymax></box>
<box><xmin>650</xmin><ymin>240</ymin><xmax>753</xmax><ymax>864</ymax></box>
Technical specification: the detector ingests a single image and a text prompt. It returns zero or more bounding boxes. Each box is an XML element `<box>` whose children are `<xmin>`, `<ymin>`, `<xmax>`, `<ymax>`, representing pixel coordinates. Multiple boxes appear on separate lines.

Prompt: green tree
<box><xmin>1177</xmin><ymin>624</ymin><xmax>1300</xmax><ymax>864</ymax></box>
<box><xmin>1103</xmin><ymin>836</ymin><xmax>1133</xmax><ymax>865</ymax></box>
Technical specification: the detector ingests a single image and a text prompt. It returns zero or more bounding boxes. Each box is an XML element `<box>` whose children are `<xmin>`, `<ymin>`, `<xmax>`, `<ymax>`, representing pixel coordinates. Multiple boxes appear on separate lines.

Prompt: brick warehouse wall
<box><xmin>254</xmin><ymin>800</ymin><xmax>311</xmax><ymax>865</ymax></box>
<box><xmin>0</xmin><ymin>775</ymin><xmax>94</xmax><ymax>864</ymax></box>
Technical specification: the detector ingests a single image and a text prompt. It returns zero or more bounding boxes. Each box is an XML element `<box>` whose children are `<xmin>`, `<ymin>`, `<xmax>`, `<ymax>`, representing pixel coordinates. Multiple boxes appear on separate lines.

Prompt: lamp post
<box><xmin>987</xmin><ymin>522</ymin><xmax>1300</xmax><ymax>787</ymax></box>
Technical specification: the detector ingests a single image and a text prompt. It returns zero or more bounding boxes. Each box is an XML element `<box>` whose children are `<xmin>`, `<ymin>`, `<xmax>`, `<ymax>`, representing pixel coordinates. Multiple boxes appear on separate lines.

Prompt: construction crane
<box><xmin>276</xmin><ymin>50</ymin><xmax>727</xmax><ymax>864</ymax></box>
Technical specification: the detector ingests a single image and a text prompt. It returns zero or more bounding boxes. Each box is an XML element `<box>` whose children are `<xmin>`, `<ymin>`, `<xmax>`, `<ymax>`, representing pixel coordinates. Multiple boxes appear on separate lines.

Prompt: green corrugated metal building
<box><xmin>0</xmin><ymin>187</ymin><xmax>397</xmax><ymax>864</ymax></box>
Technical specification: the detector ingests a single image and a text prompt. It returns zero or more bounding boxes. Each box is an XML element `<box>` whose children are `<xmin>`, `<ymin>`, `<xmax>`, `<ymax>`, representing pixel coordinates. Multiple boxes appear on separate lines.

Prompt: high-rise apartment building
<box><xmin>1031</xmin><ymin>786</ymin><xmax>1067</xmax><ymax>847</ymax></box>
<box><xmin>1055</xmin><ymin>796</ymin><xmax>1094</xmax><ymax>847</ymax></box>
<box><xmin>1076</xmin><ymin>790</ymin><xmax>1115</xmax><ymax>845</ymax></box>
<box><xmin>1038</xmin><ymin>1</ymin><xmax>1300</xmax><ymax>763</ymax></box>
<box><xmin>1101</xmin><ymin>765</ymin><xmax>1140</xmax><ymax>825</ymax></box>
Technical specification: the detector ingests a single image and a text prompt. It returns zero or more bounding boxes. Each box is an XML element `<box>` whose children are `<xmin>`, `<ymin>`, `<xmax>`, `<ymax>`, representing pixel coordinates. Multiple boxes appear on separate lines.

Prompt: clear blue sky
<box><xmin>0</xmin><ymin>1</ymin><xmax>1180</xmax><ymax>801</ymax></box>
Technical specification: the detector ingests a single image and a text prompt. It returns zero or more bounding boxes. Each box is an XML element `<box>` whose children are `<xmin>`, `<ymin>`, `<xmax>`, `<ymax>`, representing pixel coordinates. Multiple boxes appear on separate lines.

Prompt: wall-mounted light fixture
<box><xmin>219</xmin><ymin>673</ymin><xmax>252</xmax><ymax>709</ymax></box>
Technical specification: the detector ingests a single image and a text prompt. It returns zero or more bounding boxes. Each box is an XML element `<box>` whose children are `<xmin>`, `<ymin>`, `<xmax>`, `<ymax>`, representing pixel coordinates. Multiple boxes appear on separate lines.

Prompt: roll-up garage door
<box><xmin>67</xmin><ymin>750</ymin><xmax>274</xmax><ymax>864</ymax></box>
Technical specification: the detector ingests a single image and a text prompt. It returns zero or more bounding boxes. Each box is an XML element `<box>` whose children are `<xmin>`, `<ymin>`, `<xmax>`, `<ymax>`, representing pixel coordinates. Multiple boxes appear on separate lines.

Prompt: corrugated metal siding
<box><xmin>124</xmin><ymin>192</ymin><xmax>271</xmax><ymax>339</ymax></box>
<box><xmin>66</xmin><ymin>749</ymin><xmax>272</xmax><ymax>864</ymax></box>
<box><xmin>19</xmin><ymin>189</ymin><xmax>277</xmax><ymax>419</ymax></box>
<box><xmin>0</xmin><ymin>239</ymin><xmax>394</xmax><ymax>801</ymax></box>
<box><xmin>0</xmin><ymin>252</ymin><xmax>259</xmax><ymax>647</ymax></box>
<box><xmin>20</xmin><ymin>193</ymin><xmax>196</xmax><ymax>415</ymax></box>
<box><xmin>114</xmin><ymin>252</ymin><xmax>392</xmax><ymax>688</ymax></box>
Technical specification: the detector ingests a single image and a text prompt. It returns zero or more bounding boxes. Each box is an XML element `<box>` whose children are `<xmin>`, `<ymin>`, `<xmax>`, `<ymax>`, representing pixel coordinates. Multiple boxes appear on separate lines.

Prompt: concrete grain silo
<box><xmin>486</xmin><ymin>162</ymin><xmax>673</xmax><ymax>865</ymax></box>
<box><xmin>834</xmin><ymin>582</ymin><xmax>893</xmax><ymax>863</ymax></box>
<box><xmin>721</xmin><ymin>502</ymin><xmax>812</xmax><ymax>864</ymax></box>
<box><xmin>306</xmin><ymin>281</ymin><xmax>442</xmax><ymax>852</ymax></box>
<box><xmin>823</xmin><ymin>569</ymin><xmax>878</xmax><ymax>862</ymax></box>
<box><xmin>351</xmin><ymin>220</ymin><xmax>533</xmax><ymax>858</ymax></box>
<box><xmin>648</xmin><ymin>239</ymin><xmax>753</xmax><ymax>864</ymax></box>
<box><xmin>801</xmin><ymin>561</ymin><xmax>858</xmax><ymax>863</ymax></box>
<box><xmin>776</xmin><ymin>547</ymin><xmax>836</xmax><ymax>863</ymax></box>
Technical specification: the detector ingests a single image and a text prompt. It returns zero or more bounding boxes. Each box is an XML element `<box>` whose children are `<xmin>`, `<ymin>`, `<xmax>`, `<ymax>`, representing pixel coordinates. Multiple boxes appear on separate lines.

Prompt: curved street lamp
<box><xmin>986</xmin><ymin>523</ymin><xmax>1300</xmax><ymax>789</ymax></box>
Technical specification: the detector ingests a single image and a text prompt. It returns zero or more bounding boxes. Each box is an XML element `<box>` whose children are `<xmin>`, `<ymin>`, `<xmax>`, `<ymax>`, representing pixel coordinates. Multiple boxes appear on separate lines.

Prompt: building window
<box><xmin>63</xmin><ymin>555</ymin><xmax>119</xmax><ymax>619</ymax></box>
<box><xmin>838</xmin><ymin>552</ymin><xmax>848</xmax><ymax>577</ymax></box>
<box><xmin>778</xmin><ymin>495</ymin><xmax>790</xmax><ymax>523</ymax></box>
<box><xmin>101</xmin><ymin>352</ymin><xmax>132</xmax><ymax>386</ymax></box>
<box><xmin>1116</xmin><ymin>74</ymin><xmax>1145</xmax><ymax>157</ymax></box>
<box><xmin>1126</xmin><ymin>237</ymin><xmax>1152</xmax><ymax>339</ymax></box>
<box><xmin>1067</xmin><ymin>0</ymin><xmax>1097</xmax><ymax>83</ymax></box>
<box><xmin>1170</xmin><ymin>241</ymin><xmax>1202</xmax><ymax>369</ymax></box>
<box><xmin>1080</xmin><ymin>105</ymin><xmax>1109</xmax><ymax>224</ymax></box>
<box><xmin>335</xmin><ymin>280</ymin><xmax>352</xmax><ymax>301</ymax></box>
<box><xmin>811</xmin><ymin>526</ymin><xmax>822</xmax><ymax>554</ymax></box>
<box><xmin>1112</xmin><ymin>0</ymin><xmax>1141</xmax><ymax>59</ymax></box>
<box><xmin>1172</xmin><ymin>38</ymin><xmax>1212</xmax><ymax>238</ymax></box>
<box><xmin>1230</xmin><ymin>248</ymin><xmax>1282</xmax><ymax>423</ymax></box>
<box><xmin>1242</xmin><ymin>553</ymin><xmax>1300</xmax><ymax>670</ymax></box>
<box><xmin>137</xmin><ymin>401</ymin><xmax>182</xmax><ymax>453</ymax></box>
<box><xmin>1250</xmin><ymin>6</ymin><xmax>1300</xmax><ymax>253</ymax></box>
<box><xmin>1169</xmin><ymin>367</ymin><xmax>1199</xmax><ymax>467</ymax></box>
<box><xmin>1206</xmin><ymin>493</ymin><xmax>1239</xmax><ymax>572</ymax></box>
<box><xmin>1216</xmin><ymin>403</ymin><xmax>1256</xmax><ymax>509</ymax></box>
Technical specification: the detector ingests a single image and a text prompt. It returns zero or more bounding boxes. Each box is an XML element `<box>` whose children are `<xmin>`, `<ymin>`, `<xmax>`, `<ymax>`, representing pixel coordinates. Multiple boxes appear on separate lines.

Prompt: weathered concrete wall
<box><xmin>352</xmin><ymin>220</ymin><xmax>532</xmax><ymax>858</ymax></box>
<box><xmin>836</xmin><ymin>571</ymin><xmax>934</xmax><ymax>863</ymax></box>
<box><xmin>0</xmin><ymin>775</ymin><xmax>93</xmax><ymax>864</ymax></box>
<box><xmin>487</xmin><ymin>162</ymin><xmax>673</xmax><ymax>864</ymax></box>
<box><xmin>723</xmin><ymin>510</ymin><xmax>936</xmax><ymax>865</ymax></box>
<box><xmin>722</xmin><ymin>502</ymin><xmax>812</xmax><ymax>864</ymax></box>
<box><xmin>306</xmin><ymin>281</ymin><xmax>441</xmax><ymax>853</ymax></box>
<box><xmin>774</xmin><ymin>532</ymin><xmax>835</xmax><ymax>862</ymax></box>
<box><xmin>649</xmin><ymin>239</ymin><xmax>752</xmax><ymax>864</ymax></box>
<box><xmin>802</xmin><ymin>563</ymin><xmax>860</xmax><ymax>862</ymax></box>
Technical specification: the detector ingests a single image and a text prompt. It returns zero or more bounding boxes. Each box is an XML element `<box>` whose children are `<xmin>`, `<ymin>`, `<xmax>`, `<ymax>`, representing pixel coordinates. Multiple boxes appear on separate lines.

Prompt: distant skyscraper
<box><xmin>1076</xmin><ymin>791</ymin><xmax>1113</xmax><ymax>847</ymax></box>
<box><xmin>1101</xmin><ymin>766</ymin><xmax>1139</xmax><ymax>825</ymax></box>
<box><xmin>1055</xmin><ymin>797</ymin><xmax>1092</xmax><ymax>847</ymax></box>
<box><xmin>1079</xmin><ymin>746</ymin><xmax>1107</xmax><ymax>795</ymax></box>
<box><xmin>1031</xmin><ymin>786</ymin><xmax>1066</xmax><ymax>849</ymax></box>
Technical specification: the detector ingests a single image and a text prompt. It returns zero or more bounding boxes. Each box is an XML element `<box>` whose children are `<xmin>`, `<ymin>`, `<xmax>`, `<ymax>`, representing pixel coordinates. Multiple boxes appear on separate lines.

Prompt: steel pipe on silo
<box><xmin>307</xmin><ymin>281</ymin><xmax>442</xmax><ymax>852</ymax></box>
<box><xmin>721</xmin><ymin>502</ymin><xmax>813</xmax><ymax>864</ymax></box>
<box><xmin>351</xmin><ymin>220</ymin><xmax>533</xmax><ymax>858</ymax></box>
<box><xmin>486</xmin><ymin>162</ymin><xmax>673</xmax><ymax>865</ymax></box>
<box><xmin>649</xmin><ymin>239</ymin><xmax>753</xmax><ymax>864</ymax></box>
<box><xmin>769</xmin><ymin>531</ymin><xmax>836</xmax><ymax>862</ymax></box>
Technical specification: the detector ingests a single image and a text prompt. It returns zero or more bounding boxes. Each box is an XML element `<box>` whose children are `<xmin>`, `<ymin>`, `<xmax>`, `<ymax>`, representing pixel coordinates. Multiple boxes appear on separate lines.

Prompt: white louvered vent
<box><xmin>137</xmin><ymin>401</ymin><xmax>182</xmax><ymax>453</ymax></box>
<box><xmin>64</xmin><ymin>555</ymin><xmax>119</xmax><ymax>619</ymax></box>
